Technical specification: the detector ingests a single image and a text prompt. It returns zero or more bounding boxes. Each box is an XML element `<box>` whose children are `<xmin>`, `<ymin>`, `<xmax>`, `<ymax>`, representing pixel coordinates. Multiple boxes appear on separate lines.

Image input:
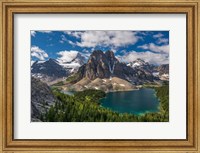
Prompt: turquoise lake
<box><xmin>100</xmin><ymin>88</ymin><xmax>159</xmax><ymax>115</ymax></box>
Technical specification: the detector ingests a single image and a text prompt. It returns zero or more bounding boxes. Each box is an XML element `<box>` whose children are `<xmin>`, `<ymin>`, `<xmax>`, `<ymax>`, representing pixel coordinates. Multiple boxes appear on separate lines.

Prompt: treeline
<box><xmin>41</xmin><ymin>86</ymin><xmax>169</xmax><ymax>122</ymax></box>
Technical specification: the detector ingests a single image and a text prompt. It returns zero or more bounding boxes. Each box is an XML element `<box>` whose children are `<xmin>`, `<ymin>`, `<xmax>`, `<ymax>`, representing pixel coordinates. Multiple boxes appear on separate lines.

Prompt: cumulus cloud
<box><xmin>64</xmin><ymin>31</ymin><xmax>83</xmax><ymax>38</ymax></box>
<box><xmin>31</xmin><ymin>46</ymin><xmax>48</xmax><ymax>60</ymax></box>
<box><xmin>31</xmin><ymin>31</ymin><xmax>36</xmax><ymax>37</ymax></box>
<box><xmin>120</xmin><ymin>51</ymin><xmax>169</xmax><ymax>65</ymax></box>
<box><xmin>56</xmin><ymin>50</ymin><xmax>79</xmax><ymax>63</ymax></box>
<box><xmin>152</xmin><ymin>32</ymin><xmax>169</xmax><ymax>44</ymax></box>
<box><xmin>153</xmin><ymin>33</ymin><xmax>164</xmax><ymax>38</ymax></box>
<box><xmin>67</xmin><ymin>31</ymin><xmax>139</xmax><ymax>48</ymax></box>
<box><xmin>156</xmin><ymin>38</ymin><xmax>169</xmax><ymax>44</ymax></box>
<box><xmin>138</xmin><ymin>43</ymin><xmax>169</xmax><ymax>54</ymax></box>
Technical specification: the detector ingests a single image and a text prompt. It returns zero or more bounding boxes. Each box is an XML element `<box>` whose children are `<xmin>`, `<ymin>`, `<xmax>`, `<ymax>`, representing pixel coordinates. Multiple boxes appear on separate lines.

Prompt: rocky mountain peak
<box><xmin>157</xmin><ymin>64</ymin><xmax>169</xmax><ymax>75</ymax></box>
<box><xmin>105</xmin><ymin>50</ymin><xmax>114</xmax><ymax>57</ymax></box>
<box><xmin>31</xmin><ymin>58</ymin><xmax>68</xmax><ymax>83</ymax></box>
<box><xmin>76</xmin><ymin>50</ymin><xmax>151</xmax><ymax>83</ymax></box>
<box><xmin>48</xmin><ymin>58</ymin><xmax>58</xmax><ymax>63</ymax></box>
<box><xmin>65</xmin><ymin>49</ymin><xmax>169</xmax><ymax>86</ymax></box>
<box><xmin>128</xmin><ymin>58</ymin><xmax>148</xmax><ymax>68</ymax></box>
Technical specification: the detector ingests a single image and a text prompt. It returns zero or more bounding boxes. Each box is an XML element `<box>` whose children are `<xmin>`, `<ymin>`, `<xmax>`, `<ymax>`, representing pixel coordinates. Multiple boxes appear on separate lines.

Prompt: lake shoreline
<box><xmin>61</xmin><ymin>88</ymin><xmax>140</xmax><ymax>94</ymax></box>
<box><xmin>99</xmin><ymin>88</ymin><xmax>160</xmax><ymax>115</ymax></box>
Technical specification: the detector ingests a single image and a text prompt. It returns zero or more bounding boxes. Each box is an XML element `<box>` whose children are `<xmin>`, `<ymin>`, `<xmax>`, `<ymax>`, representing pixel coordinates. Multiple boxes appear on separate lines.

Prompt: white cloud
<box><xmin>120</xmin><ymin>51</ymin><xmax>169</xmax><ymax>65</ymax></box>
<box><xmin>56</xmin><ymin>50</ymin><xmax>79</xmax><ymax>63</ymax></box>
<box><xmin>138</xmin><ymin>44</ymin><xmax>149</xmax><ymax>50</ymax></box>
<box><xmin>31</xmin><ymin>31</ymin><xmax>36</xmax><ymax>37</ymax></box>
<box><xmin>157</xmin><ymin>38</ymin><xmax>169</xmax><ymax>44</ymax></box>
<box><xmin>68</xmin><ymin>40</ymin><xmax>76</xmax><ymax>46</ymax></box>
<box><xmin>31</xmin><ymin>46</ymin><xmax>48</xmax><ymax>60</ymax></box>
<box><xmin>59</xmin><ymin>34</ymin><xmax>67</xmax><ymax>43</ymax></box>
<box><xmin>153</xmin><ymin>33</ymin><xmax>164</xmax><ymax>38</ymax></box>
<box><xmin>138</xmin><ymin>43</ymin><xmax>169</xmax><ymax>54</ymax></box>
<box><xmin>59</xmin><ymin>34</ymin><xmax>76</xmax><ymax>46</ymax></box>
<box><xmin>31</xmin><ymin>60</ymin><xmax>35</xmax><ymax>66</ymax></box>
<box><xmin>39</xmin><ymin>30</ymin><xmax>52</xmax><ymax>33</ymax></box>
<box><xmin>64</xmin><ymin>31</ymin><xmax>83</xmax><ymax>38</ymax></box>
<box><xmin>67</xmin><ymin>31</ymin><xmax>139</xmax><ymax>48</ymax></box>
<box><xmin>136</xmin><ymin>31</ymin><xmax>148</xmax><ymax>36</ymax></box>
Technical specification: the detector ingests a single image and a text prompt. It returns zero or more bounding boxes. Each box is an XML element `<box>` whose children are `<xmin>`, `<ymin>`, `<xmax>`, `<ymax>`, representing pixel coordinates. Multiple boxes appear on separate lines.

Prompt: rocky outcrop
<box><xmin>31</xmin><ymin>77</ymin><xmax>57</xmax><ymax>121</ymax></box>
<box><xmin>85</xmin><ymin>50</ymin><xmax>118</xmax><ymax>79</ymax></box>
<box><xmin>157</xmin><ymin>64</ymin><xmax>169</xmax><ymax>75</ymax></box>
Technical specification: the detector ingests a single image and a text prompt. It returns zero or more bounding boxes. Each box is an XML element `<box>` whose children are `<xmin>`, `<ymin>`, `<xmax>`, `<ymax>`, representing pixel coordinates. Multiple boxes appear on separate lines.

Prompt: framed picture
<box><xmin>1</xmin><ymin>0</ymin><xmax>199</xmax><ymax>152</ymax></box>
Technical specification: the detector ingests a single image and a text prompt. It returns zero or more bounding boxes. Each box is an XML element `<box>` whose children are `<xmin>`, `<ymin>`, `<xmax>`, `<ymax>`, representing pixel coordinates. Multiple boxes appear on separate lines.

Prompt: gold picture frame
<box><xmin>0</xmin><ymin>0</ymin><xmax>200</xmax><ymax>152</ymax></box>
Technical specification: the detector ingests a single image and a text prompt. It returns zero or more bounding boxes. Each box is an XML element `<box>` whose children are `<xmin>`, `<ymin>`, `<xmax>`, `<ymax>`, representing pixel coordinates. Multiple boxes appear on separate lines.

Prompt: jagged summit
<box><xmin>85</xmin><ymin>50</ymin><xmax>119</xmax><ymax>80</ymax></box>
<box><xmin>70</xmin><ymin>50</ymin><xmax>156</xmax><ymax>85</ymax></box>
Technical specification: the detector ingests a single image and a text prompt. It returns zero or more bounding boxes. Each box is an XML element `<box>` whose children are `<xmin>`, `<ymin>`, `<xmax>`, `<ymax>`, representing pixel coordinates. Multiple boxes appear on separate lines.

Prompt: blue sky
<box><xmin>31</xmin><ymin>30</ymin><xmax>169</xmax><ymax>65</ymax></box>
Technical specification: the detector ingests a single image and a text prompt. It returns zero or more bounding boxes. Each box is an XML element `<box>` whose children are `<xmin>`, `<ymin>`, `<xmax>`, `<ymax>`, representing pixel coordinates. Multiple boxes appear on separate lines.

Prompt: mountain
<box><xmin>127</xmin><ymin>58</ymin><xmax>155</xmax><ymax>73</ymax></box>
<box><xmin>127</xmin><ymin>59</ymin><xmax>169</xmax><ymax>81</ymax></box>
<box><xmin>66</xmin><ymin>50</ymin><xmax>158</xmax><ymax>91</ymax></box>
<box><xmin>31</xmin><ymin>52</ymin><xmax>87</xmax><ymax>84</ymax></box>
<box><xmin>157</xmin><ymin>64</ymin><xmax>169</xmax><ymax>75</ymax></box>
<box><xmin>64</xmin><ymin>77</ymin><xmax>136</xmax><ymax>92</ymax></box>
<box><xmin>127</xmin><ymin>58</ymin><xmax>148</xmax><ymax>68</ymax></box>
<box><xmin>31</xmin><ymin>58</ymin><xmax>69</xmax><ymax>84</ymax></box>
<box><xmin>57</xmin><ymin>52</ymin><xmax>87</xmax><ymax>73</ymax></box>
<box><xmin>84</xmin><ymin>50</ymin><xmax>118</xmax><ymax>80</ymax></box>
<box><xmin>31</xmin><ymin>77</ymin><xmax>57</xmax><ymax>121</ymax></box>
<box><xmin>156</xmin><ymin>64</ymin><xmax>169</xmax><ymax>80</ymax></box>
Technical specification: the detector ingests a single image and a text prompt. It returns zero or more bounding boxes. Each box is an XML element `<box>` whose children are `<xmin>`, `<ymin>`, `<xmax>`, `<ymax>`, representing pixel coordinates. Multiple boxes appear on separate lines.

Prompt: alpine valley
<box><xmin>31</xmin><ymin>50</ymin><xmax>169</xmax><ymax>122</ymax></box>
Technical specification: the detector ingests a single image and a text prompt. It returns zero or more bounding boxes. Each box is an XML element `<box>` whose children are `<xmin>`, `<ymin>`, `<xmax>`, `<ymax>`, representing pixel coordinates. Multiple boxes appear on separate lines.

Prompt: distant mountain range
<box><xmin>31</xmin><ymin>52</ymin><xmax>86</xmax><ymax>84</ymax></box>
<box><xmin>31</xmin><ymin>50</ymin><xmax>169</xmax><ymax>91</ymax></box>
<box><xmin>56</xmin><ymin>52</ymin><xmax>87</xmax><ymax>72</ymax></box>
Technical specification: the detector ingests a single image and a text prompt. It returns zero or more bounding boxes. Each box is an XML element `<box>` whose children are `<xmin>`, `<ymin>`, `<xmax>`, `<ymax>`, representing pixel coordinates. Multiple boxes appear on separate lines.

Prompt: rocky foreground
<box><xmin>31</xmin><ymin>77</ymin><xmax>57</xmax><ymax>121</ymax></box>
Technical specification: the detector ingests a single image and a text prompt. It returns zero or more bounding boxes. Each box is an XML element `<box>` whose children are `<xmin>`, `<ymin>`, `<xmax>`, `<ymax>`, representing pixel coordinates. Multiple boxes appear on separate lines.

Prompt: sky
<box><xmin>31</xmin><ymin>30</ymin><xmax>169</xmax><ymax>65</ymax></box>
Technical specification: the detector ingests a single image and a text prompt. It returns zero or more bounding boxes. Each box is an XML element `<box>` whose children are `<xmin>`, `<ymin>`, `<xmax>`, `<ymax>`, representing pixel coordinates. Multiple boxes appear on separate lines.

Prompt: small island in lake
<box><xmin>31</xmin><ymin>30</ymin><xmax>169</xmax><ymax>122</ymax></box>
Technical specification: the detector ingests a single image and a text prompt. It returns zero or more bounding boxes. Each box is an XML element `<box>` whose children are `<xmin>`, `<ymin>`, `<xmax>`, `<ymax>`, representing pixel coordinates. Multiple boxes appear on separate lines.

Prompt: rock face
<box><xmin>157</xmin><ymin>64</ymin><xmax>169</xmax><ymax>75</ymax></box>
<box><xmin>85</xmin><ymin>50</ymin><xmax>118</xmax><ymax>80</ymax></box>
<box><xmin>31</xmin><ymin>77</ymin><xmax>57</xmax><ymax>121</ymax></box>
<box><xmin>31</xmin><ymin>58</ymin><xmax>68</xmax><ymax>83</ymax></box>
<box><xmin>71</xmin><ymin>50</ymin><xmax>156</xmax><ymax>85</ymax></box>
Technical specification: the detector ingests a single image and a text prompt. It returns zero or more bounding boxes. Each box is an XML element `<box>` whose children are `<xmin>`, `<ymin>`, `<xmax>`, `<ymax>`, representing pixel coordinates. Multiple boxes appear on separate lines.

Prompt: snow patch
<box><xmin>31</xmin><ymin>61</ymin><xmax>35</xmax><ymax>66</ymax></box>
<box><xmin>108</xmin><ymin>61</ymin><xmax>116</xmax><ymax>74</ymax></box>
<box><xmin>102</xmin><ymin>79</ymin><xmax>107</xmax><ymax>83</ymax></box>
<box><xmin>162</xmin><ymin>73</ymin><xmax>169</xmax><ymax>77</ymax></box>
<box><xmin>37</xmin><ymin>60</ymin><xmax>46</xmax><ymax>64</ymax></box>
<box><xmin>132</xmin><ymin>63</ymin><xmax>140</xmax><ymax>67</ymax></box>
<box><xmin>153</xmin><ymin>72</ymin><xmax>159</xmax><ymax>76</ymax></box>
<box><xmin>39</xmin><ymin>67</ymin><xmax>45</xmax><ymax>70</ymax></box>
